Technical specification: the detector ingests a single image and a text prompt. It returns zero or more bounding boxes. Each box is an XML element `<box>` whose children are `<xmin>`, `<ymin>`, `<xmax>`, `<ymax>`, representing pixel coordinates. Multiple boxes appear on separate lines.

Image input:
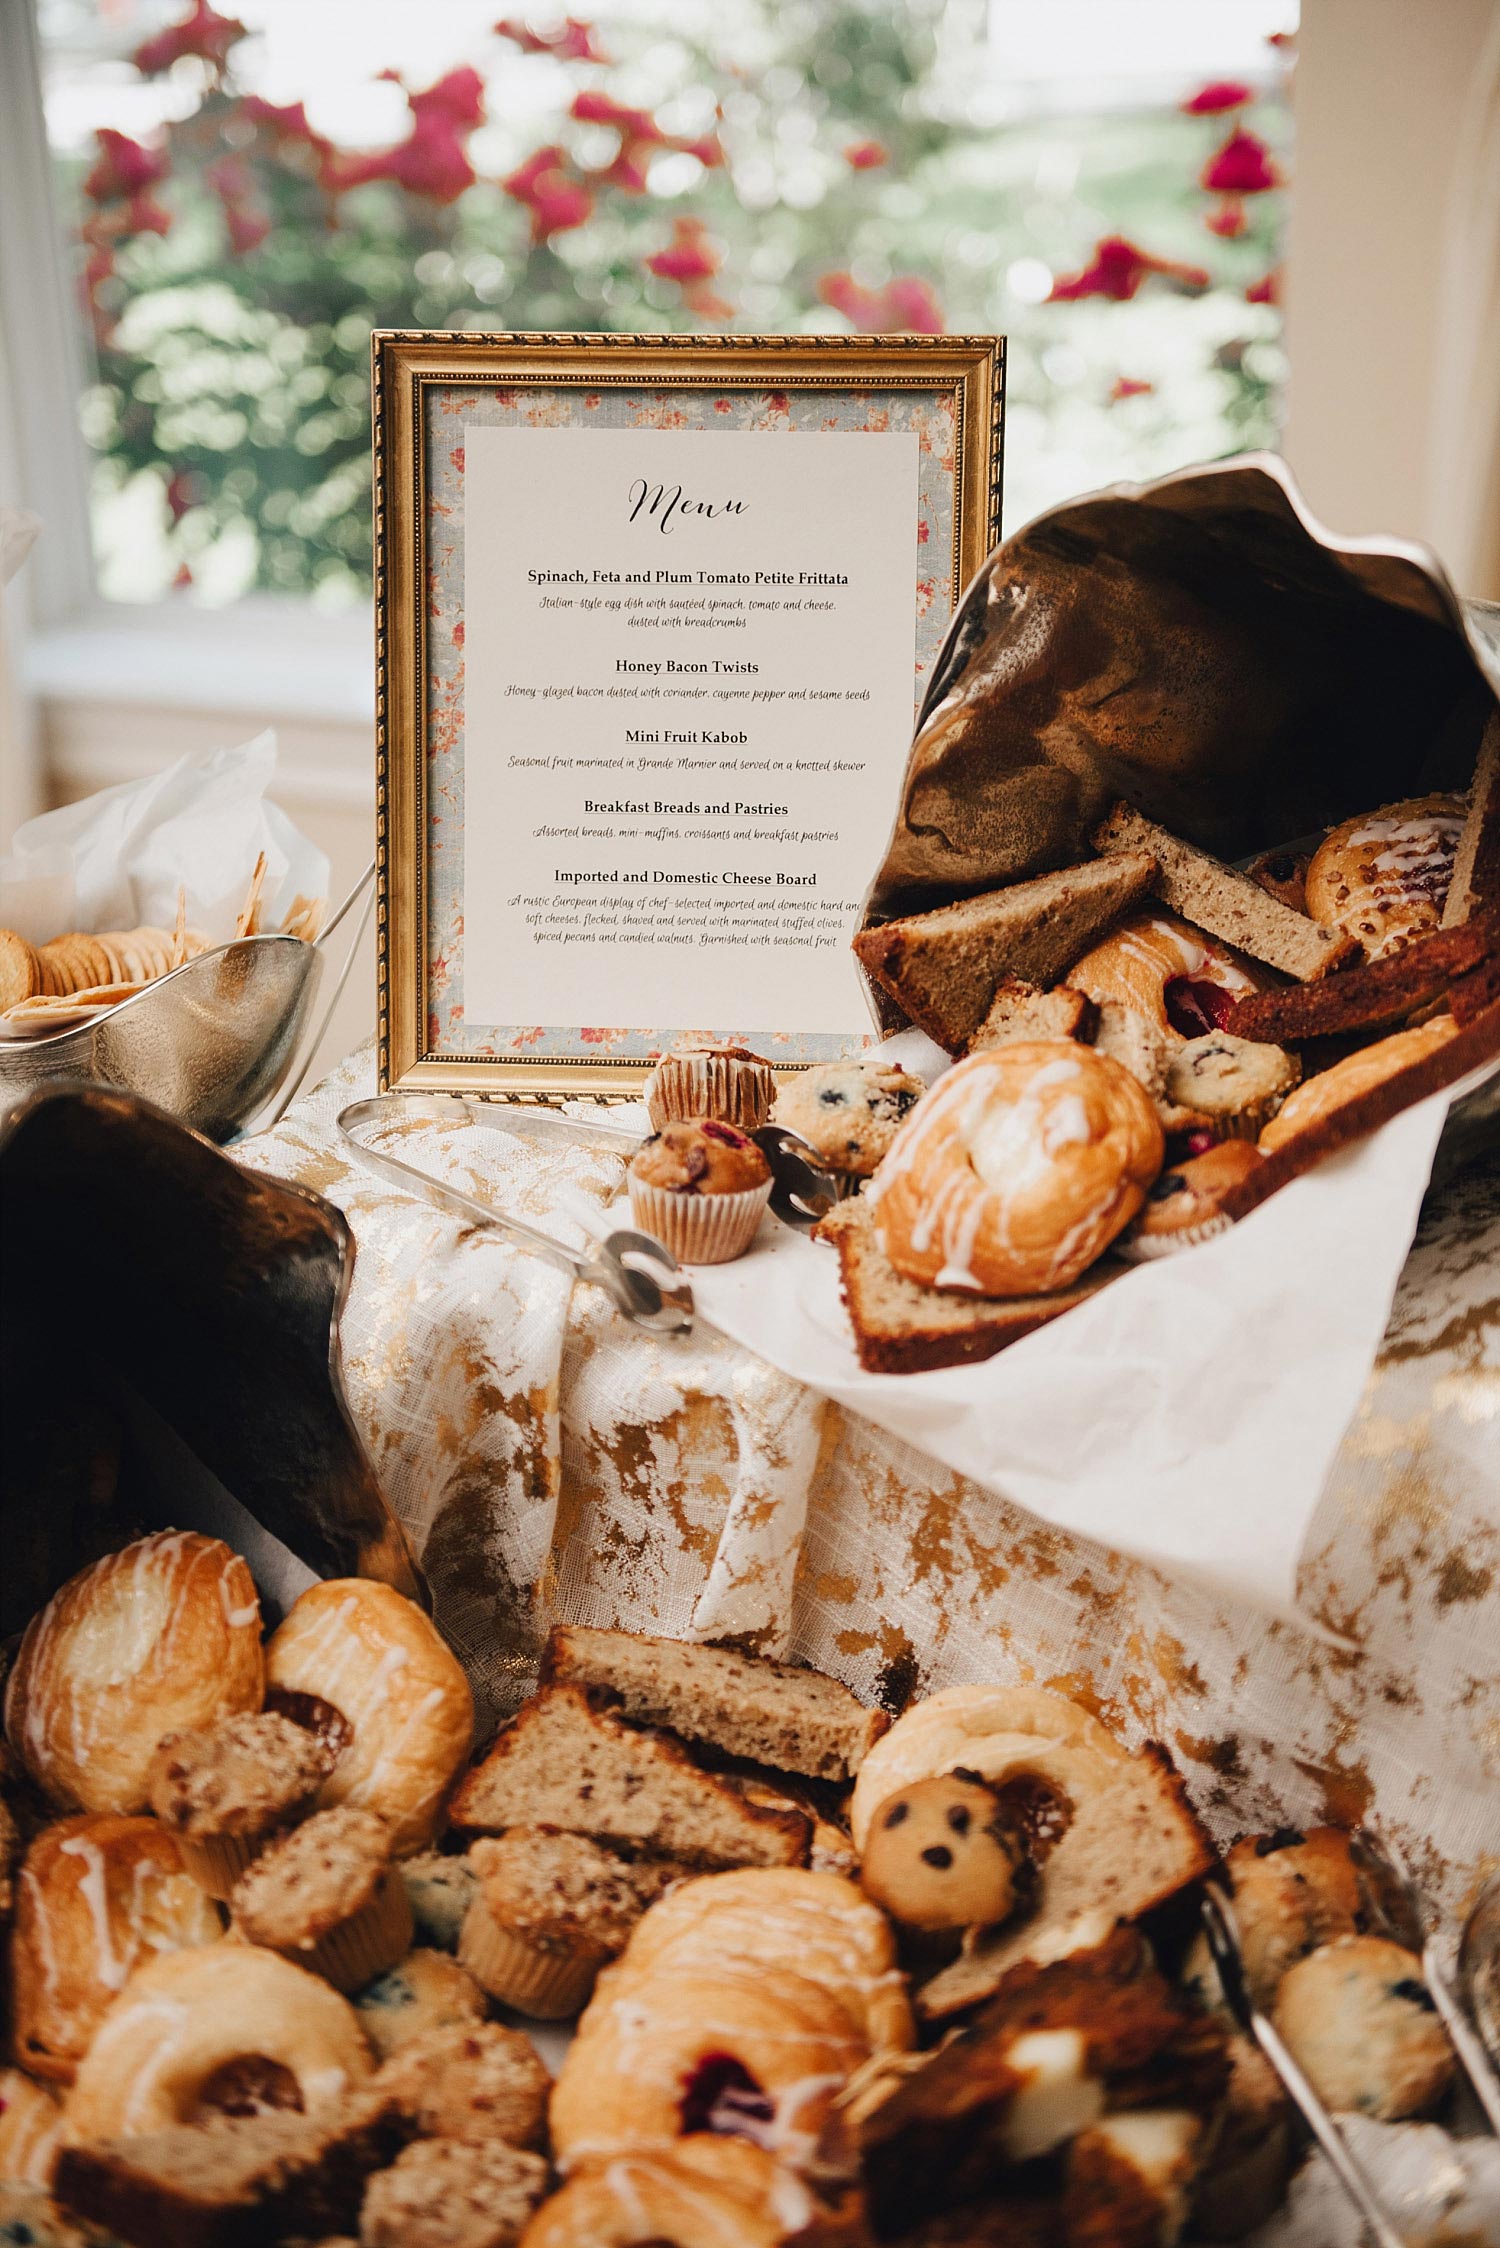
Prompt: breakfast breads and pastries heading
<box><xmin>6</xmin><ymin>1527</ymin><xmax>1454</xmax><ymax>2245</ymax></box>
<box><xmin>830</xmin><ymin>716</ymin><xmax>1500</xmax><ymax>1373</ymax></box>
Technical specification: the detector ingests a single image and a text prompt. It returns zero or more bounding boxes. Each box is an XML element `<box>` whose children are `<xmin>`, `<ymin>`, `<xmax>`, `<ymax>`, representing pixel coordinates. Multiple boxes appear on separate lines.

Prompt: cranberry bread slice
<box><xmin>539</xmin><ymin>1626</ymin><xmax>887</xmax><ymax>1782</ymax></box>
<box><xmin>1092</xmin><ymin>802</ymin><xmax>1355</xmax><ymax>980</ymax></box>
<box><xmin>449</xmin><ymin>1686</ymin><xmax>808</xmax><ymax>1867</ymax></box>
<box><xmin>853</xmin><ymin>854</ymin><xmax>1158</xmax><ymax>1056</ymax></box>
<box><xmin>815</xmin><ymin>1195</ymin><xmax>1118</xmax><ymax>1377</ymax></box>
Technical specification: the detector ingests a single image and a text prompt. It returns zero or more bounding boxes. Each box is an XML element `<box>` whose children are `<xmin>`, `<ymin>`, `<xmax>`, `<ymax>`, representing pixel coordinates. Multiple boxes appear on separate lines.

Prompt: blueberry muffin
<box><xmin>771</xmin><ymin>1059</ymin><xmax>925</xmax><ymax>1178</ymax></box>
<box><xmin>400</xmin><ymin>1849</ymin><xmax>480</xmax><ymax>1951</ymax></box>
<box><xmin>1116</xmin><ymin>1139</ymin><xmax>1262</xmax><ymax>1261</ymax></box>
<box><xmin>1163</xmin><ymin>1033</ymin><xmax>1300</xmax><ymax>1141</ymax></box>
<box><xmin>353</xmin><ymin>1948</ymin><xmax>487</xmax><ymax>2057</ymax></box>
<box><xmin>1272</xmin><ymin>1936</ymin><xmax>1455</xmax><ymax>2118</ymax></box>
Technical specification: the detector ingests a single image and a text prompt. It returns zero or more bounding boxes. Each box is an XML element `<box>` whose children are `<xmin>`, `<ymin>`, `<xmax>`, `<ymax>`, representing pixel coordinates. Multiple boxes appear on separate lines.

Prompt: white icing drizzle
<box><xmin>58</xmin><ymin>1837</ymin><xmax>131</xmax><ymax>1991</ymax></box>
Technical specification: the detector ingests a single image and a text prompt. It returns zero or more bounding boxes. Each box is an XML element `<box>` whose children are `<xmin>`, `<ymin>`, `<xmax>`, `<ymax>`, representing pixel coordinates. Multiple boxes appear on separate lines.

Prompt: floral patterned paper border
<box><xmin>422</xmin><ymin>380</ymin><xmax>967</xmax><ymax>1065</ymax></box>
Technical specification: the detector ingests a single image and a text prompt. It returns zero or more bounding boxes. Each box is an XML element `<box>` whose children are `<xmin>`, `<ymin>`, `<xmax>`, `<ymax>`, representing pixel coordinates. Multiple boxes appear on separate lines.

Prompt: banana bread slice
<box><xmin>539</xmin><ymin>1625</ymin><xmax>887</xmax><ymax>1781</ymax></box>
<box><xmin>965</xmin><ymin>980</ymin><xmax>1097</xmax><ymax>1057</ymax></box>
<box><xmin>854</xmin><ymin>855</ymin><xmax>1158</xmax><ymax>1055</ymax></box>
<box><xmin>448</xmin><ymin>1686</ymin><xmax>808</xmax><ymax>1866</ymax></box>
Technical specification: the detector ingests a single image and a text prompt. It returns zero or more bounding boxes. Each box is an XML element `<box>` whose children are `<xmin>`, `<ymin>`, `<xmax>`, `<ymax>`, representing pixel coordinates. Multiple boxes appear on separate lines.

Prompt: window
<box><xmin>29</xmin><ymin>0</ymin><xmax>1294</xmax><ymax>614</ymax></box>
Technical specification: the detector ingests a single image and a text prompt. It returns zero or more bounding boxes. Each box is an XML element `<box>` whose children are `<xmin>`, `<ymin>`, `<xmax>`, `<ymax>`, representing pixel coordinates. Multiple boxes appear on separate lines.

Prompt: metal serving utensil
<box><xmin>1348</xmin><ymin>1829</ymin><xmax>1500</xmax><ymax>2135</ymax></box>
<box><xmin>1198</xmin><ymin>1887</ymin><xmax>1409</xmax><ymax>2248</ymax></box>
<box><xmin>335</xmin><ymin>1095</ymin><xmax>694</xmax><ymax>1334</ymax></box>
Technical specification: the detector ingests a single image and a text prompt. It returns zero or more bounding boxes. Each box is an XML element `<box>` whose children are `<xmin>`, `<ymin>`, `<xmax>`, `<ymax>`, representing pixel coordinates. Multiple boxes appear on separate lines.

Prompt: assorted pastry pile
<box><xmin>0</xmin><ymin>858</ymin><xmax>325</xmax><ymax>1039</ymax></box>
<box><xmin>630</xmin><ymin>722</ymin><xmax>1500</xmax><ymax>1370</ymax></box>
<box><xmin>0</xmin><ymin>1530</ymin><xmax>1467</xmax><ymax>2247</ymax></box>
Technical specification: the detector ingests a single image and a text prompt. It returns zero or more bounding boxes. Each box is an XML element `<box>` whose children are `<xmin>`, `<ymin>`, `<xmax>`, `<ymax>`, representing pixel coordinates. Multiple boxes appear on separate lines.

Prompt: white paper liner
<box><xmin>628</xmin><ymin>1176</ymin><xmax>772</xmax><ymax>1265</ymax></box>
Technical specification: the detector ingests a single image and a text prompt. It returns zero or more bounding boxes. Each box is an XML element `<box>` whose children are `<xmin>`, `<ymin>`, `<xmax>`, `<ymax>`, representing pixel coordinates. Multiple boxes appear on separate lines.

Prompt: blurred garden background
<box><xmin>36</xmin><ymin>0</ymin><xmax>1294</xmax><ymax>611</ymax></box>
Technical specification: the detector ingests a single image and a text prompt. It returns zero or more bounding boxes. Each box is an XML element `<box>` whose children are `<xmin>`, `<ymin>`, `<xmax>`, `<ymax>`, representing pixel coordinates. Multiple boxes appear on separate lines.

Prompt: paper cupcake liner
<box><xmin>646</xmin><ymin>1051</ymin><xmax>775</xmax><ymax>1132</ymax></box>
<box><xmin>303</xmin><ymin>1869</ymin><xmax>414</xmax><ymax>1993</ymax></box>
<box><xmin>458</xmin><ymin>1900</ymin><xmax>603</xmax><ymax>2018</ymax></box>
<box><xmin>1115</xmin><ymin>1212</ymin><xmax>1235</xmax><ymax>1262</ymax></box>
<box><xmin>627</xmin><ymin>1177</ymin><xmax>771</xmax><ymax>1265</ymax></box>
<box><xmin>1179</xmin><ymin>1103</ymin><xmax>1280</xmax><ymax>1144</ymax></box>
<box><xmin>174</xmin><ymin>1829</ymin><xmax>262</xmax><ymax>1900</ymax></box>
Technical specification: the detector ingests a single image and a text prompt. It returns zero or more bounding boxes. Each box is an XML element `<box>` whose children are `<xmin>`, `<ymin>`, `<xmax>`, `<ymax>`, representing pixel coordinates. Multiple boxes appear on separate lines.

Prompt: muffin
<box><xmin>148</xmin><ymin>1711</ymin><xmax>341</xmax><ymax>1898</ymax></box>
<box><xmin>1272</xmin><ymin>1936</ymin><xmax>1455</xmax><ymax>2119</ymax></box>
<box><xmin>458</xmin><ymin>1828</ymin><xmax>658</xmax><ymax>2018</ymax></box>
<box><xmin>1162</xmin><ymin>1033</ymin><xmax>1300</xmax><ymax>1141</ymax></box>
<box><xmin>1116</xmin><ymin>1140</ymin><xmax>1263</xmax><ymax>1262</ymax></box>
<box><xmin>646</xmin><ymin>1040</ymin><xmax>776</xmax><ymax>1133</ymax></box>
<box><xmin>771</xmin><ymin>1059</ymin><xmax>925</xmax><ymax>1178</ymax></box>
<box><xmin>627</xmin><ymin>1120</ymin><xmax>773</xmax><ymax>1266</ymax></box>
<box><xmin>372</xmin><ymin>2020</ymin><xmax>551</xmax><ymax>2148</ymax></box>
<box><xmin>401</xmin><ymin>1848</ymin><xmax>481</xmax><ymax>1952</ymax></box>
<box><xmin>230</xmin><ymin>1807</ymin><xmax>414</xmax><ymax>1993</ymax></box>
<box><xmin>352</xmin><ymin>1947</ymin><xmax>487</xmax><ymax>2057</ymax></box>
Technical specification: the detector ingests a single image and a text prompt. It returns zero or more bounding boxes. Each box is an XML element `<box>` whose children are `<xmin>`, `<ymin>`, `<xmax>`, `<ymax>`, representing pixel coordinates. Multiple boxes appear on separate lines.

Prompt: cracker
<box><xmin>171</xmin><ymin>887</ymin><xmax>188</xmax><ymax>969</ymax></box>
<box><xmin>0</xmin><ymin>929</ymin><xmax>42</xmax><ymax>1011</ymax></box>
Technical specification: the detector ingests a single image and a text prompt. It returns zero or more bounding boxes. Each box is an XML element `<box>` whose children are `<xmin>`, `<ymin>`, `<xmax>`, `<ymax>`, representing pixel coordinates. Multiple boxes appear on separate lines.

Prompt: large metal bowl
<box><xmin>0</xmin><ymin>933</ymin><xmax>319</xmax><ymax>1142</ymax></box>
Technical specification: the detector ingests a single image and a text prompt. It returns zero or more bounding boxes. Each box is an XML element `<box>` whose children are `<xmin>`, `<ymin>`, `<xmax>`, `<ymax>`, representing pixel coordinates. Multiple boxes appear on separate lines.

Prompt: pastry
<box><xmin>814</xmin><ymin>1192</ymin><xmax>1116</xmax><ymax>1376</ymax></box>
<box><xmin>0</xmin><ymin>2184</ymin><xmax>101</xmax><ymax>2247</ymax></box>
<box><xmin>4</xmin><ymin>1533</ymin><xmax>264</xmax><ymax>1815</ymax></box>
<box><xmin>626</xmin><ymin>1121</ymin><xmax>773</xmax><ymax>1266</ymax></box>
<box><xmin>0</xmin><ymin>2068</ymin><xmax>63</xmax><ymax>2187</ymax></box>
<box><xmin>769</xmin><ymin>1059</ymin><xmax>924</xmax><ymax>1177</ymax></box>
<box><xmin>858</xmin><ymin>1774</ymin><xmax>1024</xmax><ymax>1933</ymax></box>
<box><xmin>1248</xmin><ymin>848</ymin><xmax>1311</xmax><ymax>915</ymax></box>
<box><xmin>1258</xmin><ymin>1016</ymin><xmax>1462</xmax><ymax>1155</ymax></box>
<box><xmin>1305</xmin><ymin>793</ymin><xmax>1467</xmax><ymax>958</ymax></box>
<box><xmin>517</xmin><ymin>2138</ymin><xmax>822</xmax><ymax>2248</ymax></box>
<box><xmin>853</xmin><ymin>854</ymin><xmax>1159</xmax><ymax>1057</ymax></box>
<box><xmin>148</xmin><ymin>1710</ymin><xmax>340</xmax><ymax>1898</ymax></box>
<box><xmin>1227</xmin><ymin>909</ymin><xmax>1499</xmax><ymax>1043</ymax></box>
<box><xmin>849</xmin><ymin>1684</ymin><xmax>1127</xmax><ymax>1853</ymax></box>
<box><xmin>358</xmin><ymin>2134</ymin><xmax>549</xmax><ymax>2248</ymax></box>
<box><xmin>1066</xmin><ymin>911</ymin><xmax>1272</xmax><ymax>1043</ymax></box>
<box><xmin>646</xmin><ymin>1041</ymin><xmax>777</xmax><ymax>1134</ymax></box>
<box><xmin>458</xmin><ymin>1830</ymin><xmax>659</xmax><ymax>2018</ymax></box>
<box><xmin>1093</xmin><ymin>801</ymin><xmax>1357</xmax><ymax>979</ymax></box>
<box><xmin>1086</xmin><ymin>996</ymin><xmax>1171</xmax><ymax>1104</ymax></box>
<box><xmin>372</xmin><ymin>2022</ymin><xmax>551</xmax><ymax>2150</ymax></box>
<box><xmin>550</xmin><ymin>1962</ymin><xmax>867</xmax><ymax>2173</ymax></box>
<box><xmin>1161</xmin><ymin>1033</ymin><xmax>1299</xmax><ymax>1140</ymax></box>
<box><xmin>1441</xmin><ymin>709</ymin><xmax>1500</xmax><ymax>925</ymax></box>
<box><xmin>1182</xmin><ymin>1826</ymin><xmax>1365</xmax><ymax>2014</ymax></box>
<box><xmin>1115</xmin><ymin>1139</ymin><xmax>1263</xmax><ymax>1261</ymax></box>
<box><xmin>1062</xmin><ymin>2110</ymin><xmax>1205</xmax><ymax>2245</ymax></box>
<box><xmin>52</xmin><ymin>2092</ymin><xmax>407</xmax><ymax>2248</ymax></box>
<box><xmin>538</xmin><ymin>1625</ymin><xmax>888</xmax><ymax>1782</ymax></box>
<box><xmin>264</xmin><ymin>1579</ymin><xmax>474</xmax><ymax>1855</ymax></box>
<box><xmin>62</xmin><ymin>1941</ymin><xmax>374</xmax><ymax>2141</ymax></box>
<box><xmin>965</xmin><ymin>979</ymin><xmax>1096</xmax><ymax>1056</ymax></box>
<box><xmin>1272</xmin><ymin>1936</ymin><xmax>1455</xmax><ymax>2119</ymax></box>
<box><xmin>11</xmin><ymin>1814</ymin><xmax>222</xmax><ymax>2082</ymax></box>
<box><xmin>351</xmin><ymin>1948</ymin><xmax>486</xmax><ymax>2057</ymax></box>
<box><xmin>399</xmin><ymin>1849</ymin><xmax>481</xmax><ymax>1951</ymax></box>
<box><xmin>231</xmin><ymin>1808</ymin><xmax>414</xmax><ymax>1993</ymax></box>
<box><xmin>867</xmin><ymin>1044</ymin><xmax>1163</xmax><ymax>1297</ymax></box>
<box><xmin>609</xmin><ymin>1869</ymin><xmax>913</xmax><ymax>2053</ymax></box>
<box><xmin>449</xmin><ymin>1685</ymin><xmax>809</xmax><ymax>1868</ymax></box>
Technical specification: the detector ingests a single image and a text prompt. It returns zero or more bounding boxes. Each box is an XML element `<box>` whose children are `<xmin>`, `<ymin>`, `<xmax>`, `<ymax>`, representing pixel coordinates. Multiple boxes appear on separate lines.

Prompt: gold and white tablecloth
<box><xmin>241</xmin><ymin>1046</ymin><xmax>1500</xmax><ymax>1913</ymax></box>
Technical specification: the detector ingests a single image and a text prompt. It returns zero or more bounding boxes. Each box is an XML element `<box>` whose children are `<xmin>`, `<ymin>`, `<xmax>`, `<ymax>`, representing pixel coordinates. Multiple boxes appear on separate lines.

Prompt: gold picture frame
<box><xmin>373</xmin><ymin>328</ymin><xmax>1005</xmax><ymax>1098</ymax></box>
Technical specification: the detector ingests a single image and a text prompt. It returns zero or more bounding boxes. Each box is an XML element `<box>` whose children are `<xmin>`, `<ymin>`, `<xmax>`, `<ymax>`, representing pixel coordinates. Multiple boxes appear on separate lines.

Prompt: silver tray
<box><xmin>0</xmin><ymin>863</ymin><xmax>373</xmax><ymax>1142</ymax></box>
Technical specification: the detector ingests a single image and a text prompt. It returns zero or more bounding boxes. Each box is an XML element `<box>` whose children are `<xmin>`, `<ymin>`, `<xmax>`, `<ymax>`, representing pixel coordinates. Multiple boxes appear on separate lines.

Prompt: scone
<box><xmin>231</xmin><ymin>1807</ymin><xmax>414</xmax><ymax>1992</ymax></box>
<box><xmin>4</xmin><ymin>1533</ymin><xmax>264</xmax><ymax>1815</ymax></box>
<box><xmin>770</xmin><ymin>1059</ymin><xmax>924</xmax><ymax>1178</ymax></box>
<box><xmin>627</xmin><ymin>1121</ymin><xmax>773</xmax><ymax>1265</ymax></box>
<box><xmin>264</xmin><ymin>1579</ymin><xmax>474</xmax><ymax>1855</ymax></box>
<box><xmin>1305</xmin><ymin>793</ymin><xmax>1467</xmax><ymax>959</ymax></box>
<box><xmin>867</xmin><ymin>1043</ymin><xmax>1163</xmax><ymax>1296</ymax></box>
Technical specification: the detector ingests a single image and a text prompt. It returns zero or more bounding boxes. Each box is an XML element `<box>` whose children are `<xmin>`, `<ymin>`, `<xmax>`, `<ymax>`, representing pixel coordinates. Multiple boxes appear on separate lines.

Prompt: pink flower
<box><xmin>570</xmin><ymin>89</ymin><xmax>661</xmax><ymax>142</ymax></box>
<box><xmin>240</xmin><ymin>96</ymin><xmax>329</xmax><ymax>154</ymax></box>
<box><xmin>132</xmin><ymin>0</ymin><xmax>247</xmax><ymax>77</ymax></box>
<box><xmin>326</xmin><ymin>69</ymin><xmax>485</xmax><ymax>205</ymax></box>
<box><xmin>844</xmin><ymin>139</ymin><xmax>888</xmax><ymax>169</ymax></box>
<box><xmin>501</xmin><ymin>145</ymin><xmax>594</xmax><ymax>239</ymax></box>
<box><xmin>1246</xmin><ymin>268</ymin><xmax>1280</xmax><ymax>305</ymax></box>
<box><xmin>646</xmin><ymin>216</ymin><xmax>719</xmax><ymax>285</ymax></box>
<box><xmin>1109</xmin><ymin>376</ymin><xmax>1154</xmax><ymax>402</ymax></box>
<box><xmin>225</xmin><ymin>203</ymin><xmax>271</xmax><ymax>255</ymax></box>
<box><xmin>1048</xmin><ymin>235</ymin><xmax>1209</xmax><ymax>302</ymax></box>
<box><xmin>409</xmin><ymin>65</ymin><xmax>486</xmax><ymax>130</ymax></box>
<box><xmin>1205</xmin><ymin>196</ymin><xmax>1247</xmax><ymax>239</ymax></box>
<box><xmin>1181</xmin><ymin>79</ymin><xmax>1252</xmax><ymax>115</ymax></box>
<box><xmin>83</xmin><ymin>129</ymin><xmax>168</xmax><ymax>204</ymax></box>
<box><xmin>124</xmin><ymin>190</ymin><xmax>172</xmax><ymax>236</ymax></box>
<box><xmin>1201</xmin><ymin>127</ymin><xmax>1278</xmax><ymax>196</ymax></box>
<box><xmin>494</xmin><ymin>17</ymin><xmax>608</xmax><ymax>63</ymax></box>
<box><xmin>818</xmin><ymin>271</ymin><xmax>943</xmax><ymax>334</ymax></box>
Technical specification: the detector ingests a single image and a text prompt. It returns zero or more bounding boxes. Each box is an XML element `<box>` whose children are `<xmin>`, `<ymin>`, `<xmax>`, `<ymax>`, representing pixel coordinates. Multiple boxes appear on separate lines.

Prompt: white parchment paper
<box><xmin>683</xmin><ymin>1054</ymin><xmax>1499</xmax><ymax>1628</ymax></box>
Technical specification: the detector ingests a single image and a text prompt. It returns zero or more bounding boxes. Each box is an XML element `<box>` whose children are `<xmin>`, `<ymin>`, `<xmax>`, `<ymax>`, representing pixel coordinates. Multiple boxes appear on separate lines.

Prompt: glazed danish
<box><xmin>518</xmin><ymin>2138</ymin><xmax>821</xmax><ymax>2248</ymax></box>
<box><xmin>3</xmin><ymin>1533</ymin><xmax>264</xmax><ymax>1815</ymax></box>
<box><xmin>0</xmin><ymin>2069</ymin><xmax>63</xmax><ymax>2187</ymax></box>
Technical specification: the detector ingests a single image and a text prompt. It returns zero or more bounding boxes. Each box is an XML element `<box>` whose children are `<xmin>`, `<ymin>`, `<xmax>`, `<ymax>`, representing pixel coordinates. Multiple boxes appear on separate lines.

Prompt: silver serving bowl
<box><xmin>0</xmin><ymin>934</ymin><xmax>322</xmax><ymax>1142</ymax></box>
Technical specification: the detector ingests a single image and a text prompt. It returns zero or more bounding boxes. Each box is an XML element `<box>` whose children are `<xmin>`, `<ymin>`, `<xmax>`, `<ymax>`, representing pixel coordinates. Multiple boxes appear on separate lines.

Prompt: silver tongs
<box><xmin>336</xmin><ymin>1095</ymin><xmax>694</xmax><ymax>1334</ymax></box>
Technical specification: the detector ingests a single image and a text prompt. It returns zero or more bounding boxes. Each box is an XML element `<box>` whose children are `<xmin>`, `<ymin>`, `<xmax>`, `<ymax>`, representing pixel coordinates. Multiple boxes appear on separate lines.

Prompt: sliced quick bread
<box><xmin>966</xmin><ymin>979</ymin><xmax>1097</xmax><ymax>1056</ymax></box>
<box><xmin>815</xmin><ymin>1195</ymin><xmax>1118</xmax><ymax>1377</ymax></box>
<box><xmin>539</xmin><ymin>1624</ymin><xmax>887</xmax><ymax>1781</ymax></box>
<box><xmin>853</xmin><ymin>854</ymin><xmax>1158</xmax><ymax>1056</ymax></box>
<box><xmin>449</xmin><ymin>1685</ymin><xmax>809</xmax><ymax>1867</ymax></box>
<box><xmin>1441</xmin><ymin>708</ymin><xmax>1500</xmax><ymax>927</ymax></box>
<box><xmin>1092</xmin><ymin>802</ymin><xmax>1356</xmax><ymax>980</ymax></box>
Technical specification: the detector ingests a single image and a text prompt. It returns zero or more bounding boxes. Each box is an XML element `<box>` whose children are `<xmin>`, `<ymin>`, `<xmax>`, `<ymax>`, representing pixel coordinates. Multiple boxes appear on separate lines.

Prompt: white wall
<box><xmin>1284</xmin><ymin>0</ymin><xmax>1500</xmax><ymax>598</ymax></box>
